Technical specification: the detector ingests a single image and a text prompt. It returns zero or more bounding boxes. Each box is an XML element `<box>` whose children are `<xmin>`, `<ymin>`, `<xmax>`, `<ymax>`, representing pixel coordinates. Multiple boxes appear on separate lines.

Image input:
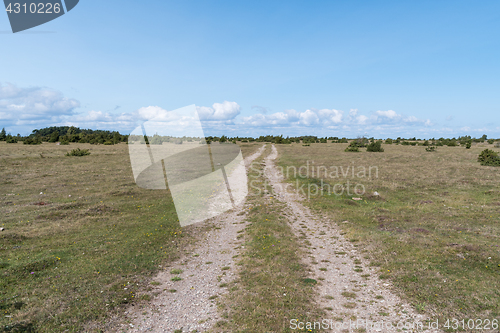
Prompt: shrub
<box><xmin>6</xmin><ymin>136</ymin><xmax>18</xmax><ymax>143</ymax></box>
<box><xmin>425</xmin><ymin>146</ymin><xmax>437</xmax><ymax>152</ymax></box>
<box><xmin>465</xmin><ymin>142</ymin><xmax>472</xmax><ymax>149</ymax></box>
<box><xmin>478</xmin><ymin>149</ymin><xmax>500</xmax><ymax>166</ymax></box>
<box><xmin>349</xmin><ymin>137</ymin><xmax>368</xmax><ymax>148</ymax></box>
<box><xmin>344</xmin><ymin>146</ymin><xmax>359</xmax><ymax>152</ymax></box>
<box><xmin>66</xmin><ymin>148</ymin><xmax>90</xmax><ymax>157</ymax></box>
<box><xmin>103</xmin><ymin>141</ymin><xmax>113</xmax><ymax>145</ymax></box>
<box><xmin>366</xmin><ymin>141</ymin><xmax>384</xmax><ymax>152</ymax></box>
<box><xmin>23</xmin><ymin>137</ymin><xmax>42</xmax><ymax>145</ymax></box>
<box><xmin>487</xmin><ymin>139</ymin><xmax>495</xmax><ymax>144</ymax></box>
<box><xmin>446</xmin><ymin>140</ymin><xmax>458</xmax><ymax>147</ymax></box>
<box><xmin>60</xmin><ymin>140</ymin><xmax>70</xmax><ymax>145</ymax></box>
<box><xmin>385</xmin><ymin>138</ymin><xmax>393</xmax><ymax>144</ymax></box>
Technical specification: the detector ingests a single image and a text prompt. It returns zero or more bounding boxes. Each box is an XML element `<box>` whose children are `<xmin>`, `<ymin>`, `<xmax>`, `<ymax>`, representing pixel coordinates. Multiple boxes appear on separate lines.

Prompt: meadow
<box><xmin>0</xmin><ymin>141</ymin><xmax>260</xmax><ymax>332</ymax></box>
<box><xmin>1</xmin><ymin>139</ymin><xmax>499</xmax><ymax>332</ymax></box>
<box><xmin>277</xmin><ymin>142</ymin><xmax>500</xmax><ymax>327</ymax></box>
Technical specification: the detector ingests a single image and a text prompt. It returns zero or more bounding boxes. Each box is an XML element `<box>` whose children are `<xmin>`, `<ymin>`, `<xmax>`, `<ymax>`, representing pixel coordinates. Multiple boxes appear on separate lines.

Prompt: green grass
<box><xmin>0</xmin><ymin>142</ymin><xmax>190</xmax><ymax>332</ymax></box>
<box><xmin>0</xmin><ymin>141</ymin><xmax>262</xmax><ymax>332</ymax></box>
<box><xmin>170</xmin><ymin>269</ymin><xmax>183</xmax><ymax>274</ymax></box>
<box><xmin>277</xmin><ymin>142</ymin><xmax>500</xmax><ymax>324</ymax></box>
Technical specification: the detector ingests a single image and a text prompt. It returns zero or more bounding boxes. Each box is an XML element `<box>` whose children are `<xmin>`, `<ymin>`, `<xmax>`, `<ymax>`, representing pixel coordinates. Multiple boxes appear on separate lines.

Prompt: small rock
<box><xmin>0</xmin><ymin>228</ymin><xmax>4</xmax><ymax>231</ymax></box>
<box><xmin>352</xmin><ymin>197</ymin><xmax>362</xmax><ymax>201</ymax></box>
<box><xmin>40</xmin><ymin>192</ymin><xmax>43</xmax><ymax>195</ymax></box>
<box><xmin>373</xmin><ymin>191</ymin><xmax>380</xmax><ymax>196</ymax></box>
<box><xmin>68</xmin><ymin>195</ymin><xmax>72</xmax><ymax>197</ymax></box>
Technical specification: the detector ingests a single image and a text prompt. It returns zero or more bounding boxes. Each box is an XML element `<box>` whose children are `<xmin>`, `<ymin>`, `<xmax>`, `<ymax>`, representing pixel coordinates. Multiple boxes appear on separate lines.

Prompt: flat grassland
<box><xmin>1</xmin><ymin>141</ymin><xmax>499</xmax><ymax>332</ymax></box>
<box><xmin>0</xmin><ymin>142</ymin><xmax>260</xmax><ymax>332</ymax></box>
<box><xmin>277</xmin><ymin>142</ymin><xmax>500</xmax><ymax>323</ymax></box>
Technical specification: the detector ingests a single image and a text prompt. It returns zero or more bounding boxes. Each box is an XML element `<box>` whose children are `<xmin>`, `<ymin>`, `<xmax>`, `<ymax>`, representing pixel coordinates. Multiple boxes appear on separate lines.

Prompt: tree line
<box><xmin>0</xmin><ymin>126</ymin><xmax>128</xmax><ymax>145</ymax></box>
<box><xmin>0</xmin><ymin>127</ymin><xmax>498</xmax><ymax>146</ymax></box>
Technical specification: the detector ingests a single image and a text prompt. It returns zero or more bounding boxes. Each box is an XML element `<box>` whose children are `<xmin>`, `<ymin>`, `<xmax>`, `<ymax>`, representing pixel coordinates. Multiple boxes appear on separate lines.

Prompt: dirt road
<box><xmin>113</xmin><ymin>144</ymin><xmax>440</xmax><ymax>332</ymax></box>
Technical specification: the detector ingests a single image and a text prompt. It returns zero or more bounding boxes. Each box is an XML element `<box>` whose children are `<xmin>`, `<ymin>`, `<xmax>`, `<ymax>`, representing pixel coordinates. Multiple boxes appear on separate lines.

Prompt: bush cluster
<box><xmin>366</xmin><ymin>141</ymin><xmax>384</xmax><ymax>152</ymax></box>
<box><xmin>66</xmin><ymin>148</ymin><xmax>91</xmax><ymax>157</ymax></box>
<box><xmin>478</xmin><ymin>149</ymin><xmax>500</xmax><ymax>166</ymax></box>
<box><xmin>344</xmin><ymin>146</ymin><xmax>359</xmax><ymax>152</ymax></box>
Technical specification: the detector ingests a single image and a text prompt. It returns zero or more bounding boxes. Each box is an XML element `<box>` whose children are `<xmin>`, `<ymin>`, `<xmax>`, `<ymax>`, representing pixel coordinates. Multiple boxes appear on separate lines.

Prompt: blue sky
<box><xmin>1</xmin><ymin>0</ymin><xmax>499</xmax><ymax>138</ymax></box>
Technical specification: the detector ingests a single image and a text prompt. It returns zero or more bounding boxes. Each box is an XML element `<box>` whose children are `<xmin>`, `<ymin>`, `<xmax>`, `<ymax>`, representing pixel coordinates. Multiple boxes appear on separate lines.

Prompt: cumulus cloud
<box><xmin>1</xmin><ymin>85</ymin><xmax>455</xmax><ymax>138</ymax></box>
<box><xmin>404</xmin><ymin>116</ymin><xmax>419</xmax><ymax>123</ymax></box>
<box><xmin>299</xmin><ymin>109</ymin><xmax>320</xmax><ymax>126</ymax></box>
<box><xmin>240</xmin><ymin>108</ymin><xmax>343</xmax><ymax>128</ymax></box>
<box><xmin>375</xmin><ymin>110</ymin><xmax>399</xmax><ymax>119</ymax></box>
<box><xmin>0</xmin><ymin>83</ymin><xmax>80</xmax><ymax>126</ymax></box>
<box><xmin>241</xmin><ymin>112</ymin><xmax>290</xmax><ymax>127</ymax></box>
<box><xmin>196</xmin><ymin>101</ymin><xmax>241</xmax><ymax>121</ymax></box>
<box><xmin>357</xmin><ymin>115</ymin><xmax>368</xmax><ymax>124</ymax></box>
<box><xmin>317</xmin><ymin>109</ymin><xmax>343</xmax><ymax>124</ymax></box>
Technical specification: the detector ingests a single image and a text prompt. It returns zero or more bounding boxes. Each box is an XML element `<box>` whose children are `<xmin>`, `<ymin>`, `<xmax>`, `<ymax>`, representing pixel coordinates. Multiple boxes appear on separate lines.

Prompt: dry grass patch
<box><xmin>277</xmin><ymin>142</ymin><xmax>500</xmax><ymax>321</ymax></box>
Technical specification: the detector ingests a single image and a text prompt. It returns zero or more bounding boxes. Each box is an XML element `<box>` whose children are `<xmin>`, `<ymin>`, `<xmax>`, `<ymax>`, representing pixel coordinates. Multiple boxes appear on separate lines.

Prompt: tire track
<box><xmin>112</xmin><ymin>145</ymin><xmax>266</xmax><ymax>333</ymax></box>
<box><xmin>264</xmin><ymin>144</ymin><xmax>441</xmax><ymax>333</ymax></box>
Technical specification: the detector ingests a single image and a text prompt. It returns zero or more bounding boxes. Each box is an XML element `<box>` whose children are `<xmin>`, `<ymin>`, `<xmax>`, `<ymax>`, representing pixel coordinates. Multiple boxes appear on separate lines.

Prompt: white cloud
<box><xmin>196</xmin><ymin>101</ymin><xmax>240</xmax><ymax>121</ymax></box>
<box><xmin>5</xmin><ymin>86</ymin><xmax>487</xmax><ymax>138</ymax></box>
<box><xmin>0</xmin><ymin>83</ymin><xmax>80</xmax><ymax>125</ymax></box>
<box><xmin>375</xmin><ymin>110</ymin><xmax>399</xmax><ymax>119</ymax></box>
<box><xmin>357</xmin><ymin>115</ymin><xmax>368</xmax><ymax>124</ymax></box>
<box><xmin>404</xmin><ymin>116</ymin><xmax>419</xmax><ymax>123</ymax></box>
<box><xmin>299</xmin><ymin>109</ymin><xmax>320</xmax><ymax>126</ymax></box>
<box><xmin>240</xmin><ymin>108</ymin><xmax>343</xmax><ymax>128</ymax></box>
<box><xmin>137</xmin><ymin>106</ymin><xmax>181</xmax><ymax>122</ymax></box>
<box><xmin>317</xmin><ymin>108</ymin><xmax>343</xmax><ymax>124</ymax></box>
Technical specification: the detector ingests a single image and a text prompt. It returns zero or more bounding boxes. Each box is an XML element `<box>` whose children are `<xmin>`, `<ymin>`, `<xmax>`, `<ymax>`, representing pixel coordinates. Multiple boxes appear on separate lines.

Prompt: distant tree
<box><xmin>478</xmin><ymin>149</ymin><xmax>500</xmax><ymax>166</ymax></box>
<box><xmin>367</xmin><ymin>141</ymin><xmax>384</xmax><ymax>152</ymax></box>
<box><xmin>6</xmin><ymin>135</ymin><xmax>18</xmax><ymax>143</ymax></box>
<box><xmin>0</xmin><ymin>128</ymin><xmax>6</xmax><ymax>141</ymax></box>
<box><xmin>49</xmin><ymin>131</ymin><xmax>60</xmax><ymax>143</ymax></box>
